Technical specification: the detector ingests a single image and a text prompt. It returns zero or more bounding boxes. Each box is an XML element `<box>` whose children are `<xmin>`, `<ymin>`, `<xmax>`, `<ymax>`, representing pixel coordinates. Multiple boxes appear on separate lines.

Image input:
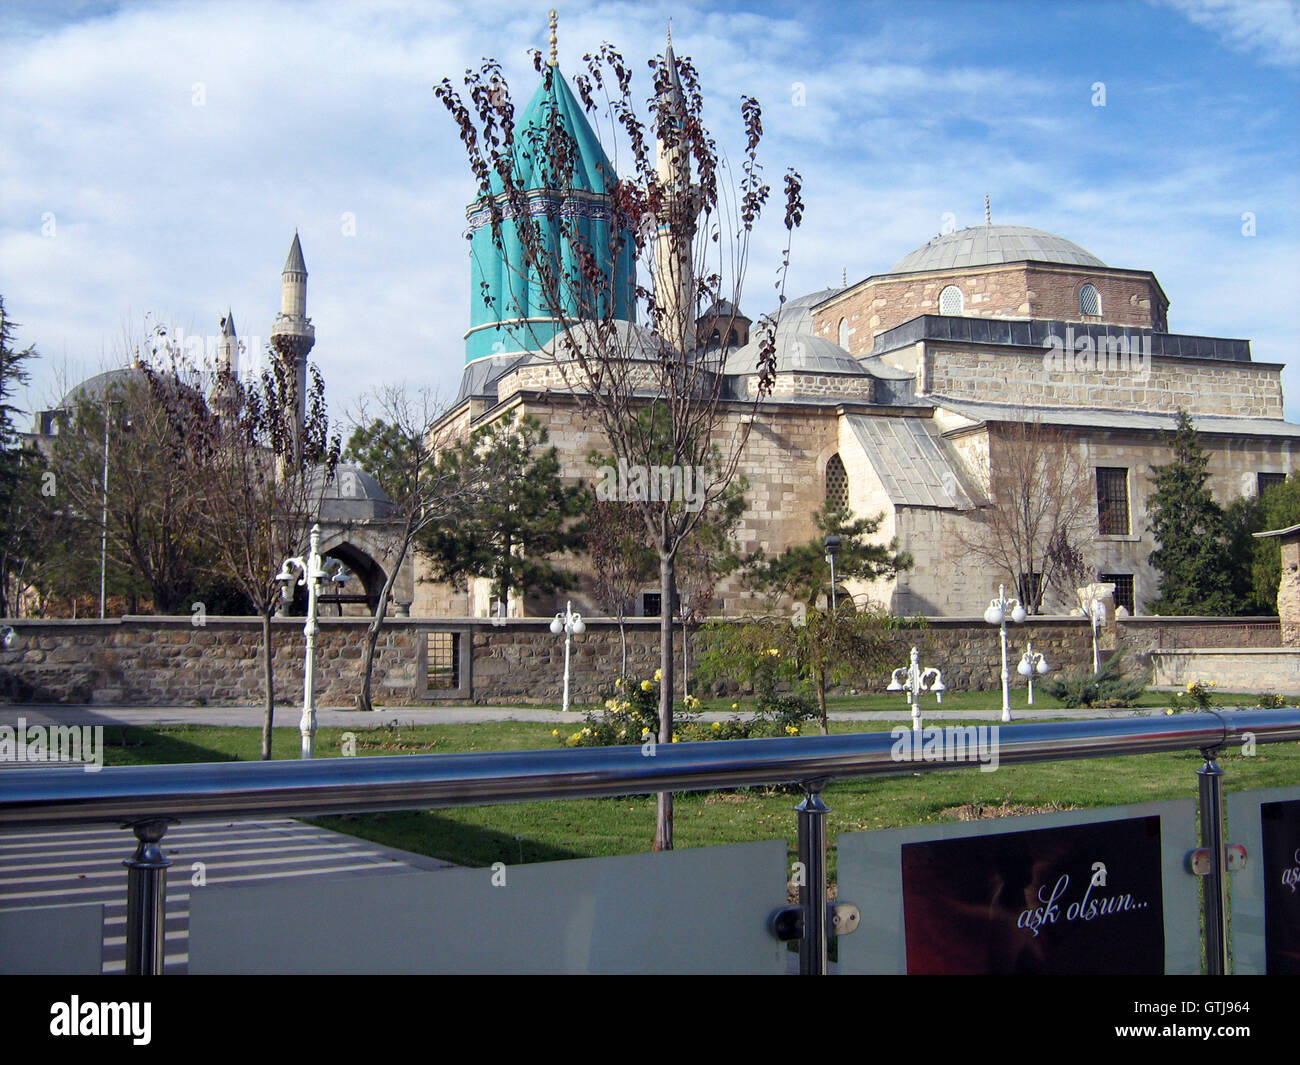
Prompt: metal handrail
<box><xmin>3</xmin><ymin>711</ymin><xmax>1294</xmax><ymax>827</ymax></box>
<box><xmin>2</xmin><ymin>709</ymin><xmax>1297</xmax><ymax>975</ymax></box>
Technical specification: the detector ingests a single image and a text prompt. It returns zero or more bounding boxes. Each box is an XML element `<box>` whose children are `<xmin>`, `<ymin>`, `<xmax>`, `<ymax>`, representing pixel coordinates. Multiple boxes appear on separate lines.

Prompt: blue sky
<box><xmin>2</xmin><ymin>0</ymin><xmax>1297</xmax><ymax>423</ymax></box>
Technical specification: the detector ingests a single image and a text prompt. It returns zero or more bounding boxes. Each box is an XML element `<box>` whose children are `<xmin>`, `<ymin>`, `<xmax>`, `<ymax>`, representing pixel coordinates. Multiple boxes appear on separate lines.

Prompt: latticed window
<box><xmin>1258</xmin><ymin>472</ymin><xmax>1286</xmax><ymax>498</ymax></box>
<box><xmin>938</xmin><ymin>285</ymin><xmax>964</xmax><ymax>315</ymax></box>
<box><xmin>1100</xmin><ymin>573</ymin><xmax>1135</xmax><ymax>614</ymax></box>
<box><xmin>825</xmin><ymin>454</ymin><xmax>850</xmax><ymax>510</ymax></box>
<box><xmin>1096</xmin><ymin>467</ymin><xmax>1130</xmax><ymax>535</ymax></box>
<box><xmin>425</xmin><ymin>631</ymin><xmax>459</xmax><ymax>689</ymax></box>
<box><xmin>1079</xmin><ymin>283</ymin><xmax>1102</xmax><ymax>316</ymax></box>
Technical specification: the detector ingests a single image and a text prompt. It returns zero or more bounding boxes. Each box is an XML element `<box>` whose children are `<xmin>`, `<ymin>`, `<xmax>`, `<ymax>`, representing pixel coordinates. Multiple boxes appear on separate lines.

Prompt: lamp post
<box><xmin>98</xmin><ymin>399</ymin><xmax>131</xmax><ymax>619</ymax></box>
<box><xmin>887</xmin><ymin>645</ymin><xmax>946</xmax><ymax>731</ymax></box>
<box><xmin>275</xmin><ymin>524</ymin><xmax>345</xmax><ymax>759</ymax></box>
<box><xmin>549</xmin><ymin>600</ymin><xmax>585</xmax><ymax>713</ymax></box>
<box><xmin>984</xmin><ymin>584</ymin><xmax>1027</xmax><ymax>723</ymax></box>
<box><xmin>1079</xmin><ymin>590</ymin><xmax>1105</xmax><ymax>673</ymax></box>
<box><xmin>1</xmin><ymin>626</ymin><xmax>17</xmax><ymax>651</ymax></box>
<box><xmin>823</xmin><ymin>535</ymin><xmax>841</xmax><ymax>610</ymax></box>
<box><xmin>1017</xmin><ymin>641</ymin><xmax>1050</xmax><ymax>705</ymax></box>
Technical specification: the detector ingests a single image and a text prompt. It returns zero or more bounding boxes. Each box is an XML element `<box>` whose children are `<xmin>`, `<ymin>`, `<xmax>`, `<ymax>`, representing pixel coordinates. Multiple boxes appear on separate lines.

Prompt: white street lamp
<box><xmin>550</xmin><ymin>600</ymin><xmax>585</xmax><ymax>713</ymax></box>
<box><xmin>887</xmin><ymin>645</ymin><xmax>946</xmax><ymax>731</ymax></box>
<box><xmin>824</xmin><ymin>535</ymin><xmax>841</xmax><ymax>611</ymax></box>
<box><xmin>1079</xmin><ymin>591</ymin><xmax>1106</xmax><ymax>673</ymax></box>
<box><xmin>984</xmin><ymin>584</ymin><xmax>1027</xmax><ymax>723</ymax></box>
<box><xmin>1</xmin><ymin>626</ymin><xmax>18</xmax><ymax>651</ymax></box>
<box><xmin>1017</xmin><ymin>641</ymin><xmax>1051</xmax><ymax>705</ymax></box>
<box><xmin>275</xmin><ymin>523</ymin><xmax>344</xmax><ymax>759</ymax></box>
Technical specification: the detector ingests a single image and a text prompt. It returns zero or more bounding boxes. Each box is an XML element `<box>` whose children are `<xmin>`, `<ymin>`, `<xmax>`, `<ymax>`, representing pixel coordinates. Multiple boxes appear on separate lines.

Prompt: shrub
<box><xmin>1255</xmin><ymin>691</ymin><xmax>1287</xmax><ymax>709</ymax></box>
<box><xmin>554</xmin><ymin>673</ymin><xmax>699</xmax><ymax>748</ymax></box>
<box><xmin>1041</xmin><ymin>651</ymin><xmax>1148</xmax><ymax>708</ymax></box>
<box><xmin>1167</xmin><ymin>680</ymin><xmax>1216</xmax><ymax>713</ymax></box>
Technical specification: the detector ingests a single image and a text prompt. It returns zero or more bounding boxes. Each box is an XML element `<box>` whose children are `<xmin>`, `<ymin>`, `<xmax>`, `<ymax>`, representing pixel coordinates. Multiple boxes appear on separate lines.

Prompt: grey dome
<box><xmin>727</xmin><ymin>288</ymin><xmax>867</xmax><ymax>376</ymax></box>
<box><xmin>891</xmin><ymin>225</ymin><xmax>1105</xmax><ymax>273</ymax></box>
<box><xmin>60</xmin><ymin>366</ymin><xmax>151</xmax><ymax>408</ymax></box>
<box><xmin>310</xmin><ymin>463</ymin><xmax>396</xmax><ymax>522</ymax></box>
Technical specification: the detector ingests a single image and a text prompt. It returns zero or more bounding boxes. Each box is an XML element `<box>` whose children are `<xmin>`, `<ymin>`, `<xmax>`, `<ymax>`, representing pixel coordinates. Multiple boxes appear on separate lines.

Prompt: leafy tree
<box><xmin>1146</xmin><ymin>410</ymin><xmax>1235</xmax><ymax>615</ymax></box>
<box><xmin>1247</xmin><ymin>474</ymin><xmax>1300</xmax><ymax>612</ymax></box>
<box><xmin>0</xmin><ymin>299</ymin><xmax>43</xmax><ymax>615</ymax></box>
<box><xmin>745</xmin><ymin>499</ymin><xmax>911</xmax><ymax>606</ymax></box>
<box><xmin>344</xmin><ymin>385</ymin><xmax>479</xmax><ymax>711</ymax></box>
<box><xmin>422</xmin><ymin>413</ymin><xmax>588</xmax><ymax>612</ymax></box>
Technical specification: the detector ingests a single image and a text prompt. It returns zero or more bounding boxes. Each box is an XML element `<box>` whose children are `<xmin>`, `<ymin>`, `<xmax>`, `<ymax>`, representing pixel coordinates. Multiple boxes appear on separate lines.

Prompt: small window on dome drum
<box><xmin>1080</xmin><ymin>284</ymin><xmax>1101</xmax><ymax>317</ymax></box>
<box><xmin>938</xmin><ymin>285</ymin><xmax>964</xmax><ymax>315</ymax></box>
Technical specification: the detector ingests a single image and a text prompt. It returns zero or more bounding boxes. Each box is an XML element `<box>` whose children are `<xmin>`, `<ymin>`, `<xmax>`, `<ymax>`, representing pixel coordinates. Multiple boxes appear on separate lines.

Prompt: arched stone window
<box><xmin>838</xmin><ymin>317</ymin><xmax>849</xmax><ymax>348</ymax></box>
<box><xmin>825</xmin><ymin>453</ymin><xmax>849</xmax><ymax>510</ymax></box>
<box><xmin>938</xmin><ymin>285</ymin><xmax>964</xmax><ymax>315</ymax></box>
<box><xmin>1080</xmin><ymin>283</ymin><xmax>1102</xmax><ymax>317</ymax></box>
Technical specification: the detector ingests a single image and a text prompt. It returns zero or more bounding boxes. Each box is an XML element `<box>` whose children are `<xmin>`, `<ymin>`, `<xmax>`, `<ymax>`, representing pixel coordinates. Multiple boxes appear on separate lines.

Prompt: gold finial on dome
<box><xmin>548</xmin><ymin>10</ymin><xmax>558</xmax><ymax>66</ymax></box>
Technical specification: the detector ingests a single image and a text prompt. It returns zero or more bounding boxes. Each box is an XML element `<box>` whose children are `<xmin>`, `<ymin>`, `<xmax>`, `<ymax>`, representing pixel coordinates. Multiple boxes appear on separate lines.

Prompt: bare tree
<box><xmin>586</xmin><ymin>497</ymin><xmax>656</xmax><ymax>679</ymax></box>
<box><xmin>437</xmin><ymin>40</ymin><xmax>801</xmax><ymax>848</ymax></box>
<box><xmin>954</xmin><ymin>414</ymin><xmax>1096</xmax><ymax>614</ymax></box>
<box><xmin>147</xmin><ymin>351</ymin><xmax>339</xmax><ymax>759</ymax></box>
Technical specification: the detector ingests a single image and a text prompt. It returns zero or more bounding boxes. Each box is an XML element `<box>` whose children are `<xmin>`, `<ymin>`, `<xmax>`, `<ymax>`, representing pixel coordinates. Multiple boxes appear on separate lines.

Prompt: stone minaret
<box><xmin>211</xmin><ymin>309</ymin><xmax>240</xmax><ymax>416</ymax></box>
<box><xmin>269</xmin><ymin>232</ymin><xmax>315</xmax><ymax>459</ymax></box>
<box><xmin>654</xmin><ymin>27</ymin><xmax>695</xmax><ymax>354</ymax></box>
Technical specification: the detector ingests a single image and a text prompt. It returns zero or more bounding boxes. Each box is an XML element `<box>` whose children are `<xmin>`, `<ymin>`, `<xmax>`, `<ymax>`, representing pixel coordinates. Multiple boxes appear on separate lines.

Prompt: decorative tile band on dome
<box><xmin>465</xmin><ymin>191</ymin><xmax>621</xmax><ymax>234</ymax></box>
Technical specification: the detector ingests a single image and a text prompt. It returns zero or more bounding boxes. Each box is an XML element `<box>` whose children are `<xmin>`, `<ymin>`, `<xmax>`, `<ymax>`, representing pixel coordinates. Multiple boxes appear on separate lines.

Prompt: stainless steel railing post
<box><xmin>796</xmin><ymin>781</ymin><xmax>829</xmax><ymax>976</ymax></box>
<box><xmin>1196</xmin><ymin>750</ymin><xmax>1229</xmax><ymax>975</ymax></box>
<box><xmin>122</xmin><ymin>817</ymin><xmax>174</xmax><ymax>976</ymax></box>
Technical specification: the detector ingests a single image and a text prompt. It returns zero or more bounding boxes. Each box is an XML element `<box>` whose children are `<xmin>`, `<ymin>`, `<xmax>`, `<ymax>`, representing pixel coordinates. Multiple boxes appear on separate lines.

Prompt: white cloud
<box><xmin>1161</xmin><ymin>0</ymin><xmax>1300</xmax><ymax>68</ymax></box>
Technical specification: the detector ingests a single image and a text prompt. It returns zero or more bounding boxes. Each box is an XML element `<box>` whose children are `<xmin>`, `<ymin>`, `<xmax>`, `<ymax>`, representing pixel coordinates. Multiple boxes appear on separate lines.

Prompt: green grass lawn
<box><xmin>97</xmin><ymin>716</ymin><xmax>1300</xmax><ymax>878</ymax></box>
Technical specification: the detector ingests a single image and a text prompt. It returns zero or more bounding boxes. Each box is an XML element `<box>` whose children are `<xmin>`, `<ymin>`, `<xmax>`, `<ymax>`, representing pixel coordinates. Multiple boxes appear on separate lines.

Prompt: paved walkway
<box><xmin>0</xmin><ymin>702</ymin><xmax>1174</xmax><ymax>728</ymax></box>
<box><xmin>0</xmin><ymin>817</ymin><xmax>452</xmax><ymax>974</ymax></box>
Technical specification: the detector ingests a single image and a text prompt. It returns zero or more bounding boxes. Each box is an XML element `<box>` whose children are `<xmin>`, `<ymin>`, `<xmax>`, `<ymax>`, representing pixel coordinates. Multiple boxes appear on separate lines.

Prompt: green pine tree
<box><xmin>1248</xmin><ymin>474</ymin><xmax>1300</xmax><ymax>611</ymax></box>
<box><xmin>422</xmin><ymin>413</ymin><xmax>588</xmax><ymax>609</ymax></box>
<box><xmin>1146</xmin><ymin>410</ymin><xmax>1235</xmax><ymax>615</ymax></box>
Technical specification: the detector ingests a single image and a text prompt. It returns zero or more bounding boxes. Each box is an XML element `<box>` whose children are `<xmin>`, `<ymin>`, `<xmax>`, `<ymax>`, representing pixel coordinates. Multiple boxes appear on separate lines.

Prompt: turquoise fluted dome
<box><xmin>464</xmin><ymin>65</ymin><xmax>636</xmax><ymax>364</ymax></box>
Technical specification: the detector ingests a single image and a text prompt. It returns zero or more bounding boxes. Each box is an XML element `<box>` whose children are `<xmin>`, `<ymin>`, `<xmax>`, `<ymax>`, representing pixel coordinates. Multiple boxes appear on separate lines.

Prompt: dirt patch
<box><xmin>941</xmin><ymin>801</ymin><xmax>1081</xmax><ymax>821</ymax></box>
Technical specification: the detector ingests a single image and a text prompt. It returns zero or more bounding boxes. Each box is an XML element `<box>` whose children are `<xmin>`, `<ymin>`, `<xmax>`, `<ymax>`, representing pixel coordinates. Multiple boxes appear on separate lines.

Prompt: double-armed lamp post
<box><xmin>984</xmin><ymin>584</ymin><xmax>1027</xmax><ymax>723</ymax></box>
<box><xmin>275</xmin><ymin>524</ymin><xmax>347</xmax><ymax>759</ymax></box>
<box><xmin>887</xmin><ymin>645</ymin><xmax>946</xmax><ymax>731</ymax></box>
<box><xmin>550</xmin><ymin>600</ymin><xmax>586</xmax><ymax>714</ymax></box>
<box><xmin>1017</xmin><ymin>641</ymin><xmax>1051</xmax><ymax>705</ymax></box>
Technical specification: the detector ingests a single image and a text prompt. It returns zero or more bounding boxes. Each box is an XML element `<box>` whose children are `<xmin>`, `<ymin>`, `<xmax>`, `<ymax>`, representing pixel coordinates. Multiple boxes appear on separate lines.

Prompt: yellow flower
<box><xmin>766</xmin><ymin>648</ymin><xmax>781</xmax><ymax>657</ymax></box>
<box><xmin>731</xmin><ymin>702</ymin><xmax>739</xmax><ymax>710</ymax></box>
<box><xmin>672</xmin><ymin>734</ymin><xmax>680</xmax><ymax>743</ymax></box>
<box><xmin>641</xmin><ymin>680</ymin><xmax>653</xmax><ymax>692</ymax></box>
<box><xmin>712</xmin><ymin>721</ymin><xmax>721</xmax><ymax>731</ymax></box>
<box><xmin>552</xmin><ymin>729</ymin><xmax>559</xmax><ymax>736</ymax></box>
<box><xmin>642</xmin><ymin>728</ymin><xmax>651</xmax><ymax>736</ymax></box>
<box><xmin>1166</xmin><ymin>709</ymin><xmax>1175</xmax><ymax>716</ymax></box>
<box><xmin>605</xmin><ymin>698</ymin><xmax>617</xmax><ymax>710</ymax></box>
<box><xmin>785</xmin><ymin>725</ymin><xmax>800</xmax><ymax>735</ymax></box>
<box><xmin>684</xmin><ymin>694</ymin><xmax>699</xmax><ymax>709</ymax></box>
<box><xmin>654</xmin><ymin>669</ymin><xmax>662</xmax><ymax>682</ymax></box>
<box><xmin>614</xmin><ymin>677</ymin><xmax>624</xmax><ymax>689</ymax></box>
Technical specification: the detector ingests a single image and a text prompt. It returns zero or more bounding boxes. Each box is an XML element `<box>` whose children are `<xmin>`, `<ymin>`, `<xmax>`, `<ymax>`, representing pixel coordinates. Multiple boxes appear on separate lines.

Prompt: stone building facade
<box><xmin>418</xmin><ymin>46</ymin><xmax>1299</xmax><ymax>624</ymax></box>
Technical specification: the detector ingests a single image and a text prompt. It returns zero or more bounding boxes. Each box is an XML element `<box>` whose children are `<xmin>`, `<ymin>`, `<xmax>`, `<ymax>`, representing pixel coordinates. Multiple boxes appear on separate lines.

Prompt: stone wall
<box><xmin>0</xmin><ymin>615</ymin><xmax>1097</xmax><ymax>707</ymax></box>
<box><xmin>927</xmin><ymin>346</ymin><xmax>1283</xmax><ymax>418</ymax></box>
<box><xmin>1150</xmin><ymin>648</ymin><xmax>1300</xmax><ymax>694</ymax></box>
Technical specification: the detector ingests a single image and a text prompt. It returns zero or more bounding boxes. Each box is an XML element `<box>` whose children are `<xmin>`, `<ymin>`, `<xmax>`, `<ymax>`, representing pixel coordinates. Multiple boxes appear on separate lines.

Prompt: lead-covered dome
<box><xmin>891</xmin><ymin>225</ymin><xmax>1105</xmax><ymax>273</ymax></box>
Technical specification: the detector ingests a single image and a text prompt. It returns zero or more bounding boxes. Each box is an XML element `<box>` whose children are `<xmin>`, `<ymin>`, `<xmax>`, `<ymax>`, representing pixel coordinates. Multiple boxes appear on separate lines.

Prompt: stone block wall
<box><xmin>0</xmin><ymin>615</ymin><xmax>1097</xmax><ymax>707</ymax></box>
<box><xmin>927</xmin><ymin>346</ymin><xmax>1283</xmax><ymax>418</ymax></box>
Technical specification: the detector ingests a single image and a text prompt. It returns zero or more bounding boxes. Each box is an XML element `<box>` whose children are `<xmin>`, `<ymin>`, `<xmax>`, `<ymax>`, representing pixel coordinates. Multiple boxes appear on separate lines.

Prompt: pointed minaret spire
<box><xmin>212</xmin><ymin>309</ymin><xmax>240</xmax><ymax>415</ymax></box>
<box><xmin>547</xmin><ymin>9</ymin><xmax>558</xmax><ymax>67</ymax></box>
<box><xmin>842</xmin><ymin>267</ymin><xmax>848</xmax><ymax>288</ymax></box>
<box><xmin>985</xmin><ymin>194</ymin><xmax>992</xmax><ymax>226</ymax></box>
